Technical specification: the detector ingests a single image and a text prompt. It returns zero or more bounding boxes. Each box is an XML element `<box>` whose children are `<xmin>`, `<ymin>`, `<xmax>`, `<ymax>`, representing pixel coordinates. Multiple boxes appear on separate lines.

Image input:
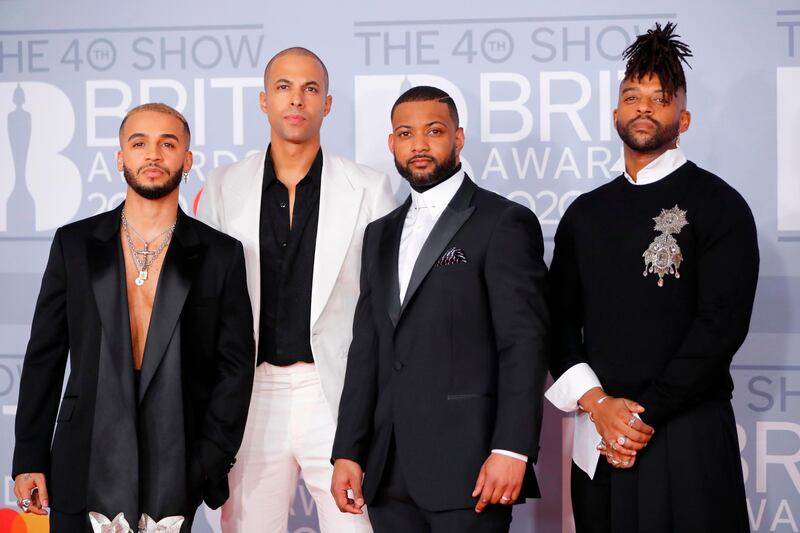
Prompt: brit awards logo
<box><xmin>0</xmin><ymin>82</ymin><xmax>82</xmax><ymax>235</ymax></box>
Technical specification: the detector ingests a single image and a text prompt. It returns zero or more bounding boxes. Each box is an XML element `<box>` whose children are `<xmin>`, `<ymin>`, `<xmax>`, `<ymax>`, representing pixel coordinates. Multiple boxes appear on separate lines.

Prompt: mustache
<box><xmin>137</xmin><ymin>164</ymin><xmax>169</xmax><ymax>174</ymax></box>
<box><xmin>407</xmin><ymin>154</ymin><xmax>435</xmax><ymax>164</ymax></box>
<box><xmin>626</xmin><ymin>116</ymin><xmax>661</xmax><ymax>128</ymax></box>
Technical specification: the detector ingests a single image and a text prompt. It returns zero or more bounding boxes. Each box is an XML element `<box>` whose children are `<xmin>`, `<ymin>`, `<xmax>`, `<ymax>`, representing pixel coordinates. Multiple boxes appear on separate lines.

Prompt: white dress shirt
<box><xmin>399</xmin><ymin>170</ymin><xmax>465</xmax><ymax>302</ymax></box>
<box><xmin>545</xmin><ymin>147</ymin><xmax>687</xmax><ymax>478</ymax></box>
<box><xmin>398</xmin><ymin>169</ymin><xmax>527</xmax><ymax>464</ymax></box>
<box><xmin>612</xmin><ymin>146</ymin><xmax>687</xmax><ymax>186</ymax></box>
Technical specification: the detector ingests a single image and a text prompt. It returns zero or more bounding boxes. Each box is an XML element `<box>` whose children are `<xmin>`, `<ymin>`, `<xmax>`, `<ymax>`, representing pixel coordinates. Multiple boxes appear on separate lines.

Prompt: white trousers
<box><xmin>221</xmin><ymin>362</ymin><xmax>372</xmax><ymax>533</ymax></box>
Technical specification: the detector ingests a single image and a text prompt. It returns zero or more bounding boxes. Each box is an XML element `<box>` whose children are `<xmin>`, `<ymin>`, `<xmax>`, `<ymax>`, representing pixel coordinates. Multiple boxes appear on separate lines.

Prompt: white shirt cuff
<box><xmin>545</xmin><ymin>363</ymin><xmax>603</xmax><ymax>479</ymax></box>
<box><xmin>545</xmin><ymin>363</ymin><xmax>602</xmax><ymax>412</ymax></box>
<box><xmin>491</xmin><ymin>449</ymin><xmax>528</xmax><ymax>463</ymax></box>
<box><xmin>574</xmin><ymin>412</ymin><xmax>602</xmax><ymax>479</ymax></box>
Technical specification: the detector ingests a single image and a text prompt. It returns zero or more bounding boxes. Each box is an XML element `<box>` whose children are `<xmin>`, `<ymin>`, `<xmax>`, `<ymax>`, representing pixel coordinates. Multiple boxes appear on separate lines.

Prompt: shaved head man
<box><xmin>198</xmin><ymin>47</ymin><xmax>395</xmax><ymax>532</ymax></box>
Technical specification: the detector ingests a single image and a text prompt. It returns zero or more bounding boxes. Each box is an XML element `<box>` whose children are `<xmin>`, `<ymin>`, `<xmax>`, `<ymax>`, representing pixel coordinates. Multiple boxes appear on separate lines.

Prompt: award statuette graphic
<box><xmin>642</xmin><ymin>205</ymin><xmax>689</xmax><ymax>287</ymax></box>
<box><xmin>6</xmin><ymin>84</ymin><xmax>36</xmax><ymax>236</ymax></box>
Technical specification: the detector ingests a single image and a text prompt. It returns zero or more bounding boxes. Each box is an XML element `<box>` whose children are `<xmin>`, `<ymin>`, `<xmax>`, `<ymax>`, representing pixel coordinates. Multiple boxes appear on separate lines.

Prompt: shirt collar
<box><xmin>263</xmin><ymin>144</ymin><xmax>324</xmax><ymax>189</ymax></box>
<box><xmin>410</xmin><ymin>168</ymin><xmax>465</xmax><ymax>212</ymax></box>
<box><xmin>611</xmin><ymin>147</ymin><xmax>687</xmax><ymax>186</ymax></box>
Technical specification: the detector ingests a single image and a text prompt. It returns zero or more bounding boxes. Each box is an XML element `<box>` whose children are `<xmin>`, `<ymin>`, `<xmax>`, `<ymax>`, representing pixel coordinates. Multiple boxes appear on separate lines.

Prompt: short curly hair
<box><xmin>391</xmin><ymin>85</ymin><xmax>459</xmax><ymax>127</ymax></box>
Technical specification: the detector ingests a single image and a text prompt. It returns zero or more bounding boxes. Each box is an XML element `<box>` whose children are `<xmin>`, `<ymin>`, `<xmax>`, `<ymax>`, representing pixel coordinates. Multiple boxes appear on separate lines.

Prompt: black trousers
<box><xmin>571</xmin><ymin>460</ymin><xmax>615</xmax><ymax>533</ymax></box>
<box><xmin>50</xmin><ymin>509</ymin><xmax>88</xmax><ymax>533</ymax></box>
<box><xmin>368</xmin><ymin>435</ymin><xmax>512</xmax><ymax>533</ymax></box>
<box><xmin>571</xmin><ymin>401</ymin><xmax>750</xmax><ymax>533</ymax></box>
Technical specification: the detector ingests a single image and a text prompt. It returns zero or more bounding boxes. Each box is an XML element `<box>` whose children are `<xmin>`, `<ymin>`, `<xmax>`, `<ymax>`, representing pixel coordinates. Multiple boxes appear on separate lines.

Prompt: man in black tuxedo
<box><xmin>12</xmin><ymin>103</ymin><xmax>255</xmax><ymax>532</ymax></box>
<box><xmin>331</xmin><ymin>86</ymin><xmax>549</xmax><ymax>532</ymax></box>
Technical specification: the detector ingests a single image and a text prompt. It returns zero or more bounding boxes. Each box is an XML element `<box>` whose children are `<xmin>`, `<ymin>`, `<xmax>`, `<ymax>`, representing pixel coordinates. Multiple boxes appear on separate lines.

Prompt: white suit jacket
<box><xmin>197</xmin><ymin>149</ymin><xmax>395</xmax><ymax>419</ymax></box>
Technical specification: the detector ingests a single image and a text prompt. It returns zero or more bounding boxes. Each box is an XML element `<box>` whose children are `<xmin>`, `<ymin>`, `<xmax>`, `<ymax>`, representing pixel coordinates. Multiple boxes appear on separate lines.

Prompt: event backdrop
<box><xmin>1</xmin><ymin>1</ymin><xmax>799</xmax><ymax>531</ymax></box>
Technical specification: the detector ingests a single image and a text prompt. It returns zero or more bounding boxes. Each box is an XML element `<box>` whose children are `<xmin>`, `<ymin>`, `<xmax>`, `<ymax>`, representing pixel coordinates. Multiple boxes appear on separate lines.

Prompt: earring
<box><xmin>183</xmin><ymin>171</ymin><xmax>188</xmax><ymax>184</ymax></box>
<box><xmin>675</xmin><ymin>136</ymin><xmax>681</xmax><ymax>148</ymax></box>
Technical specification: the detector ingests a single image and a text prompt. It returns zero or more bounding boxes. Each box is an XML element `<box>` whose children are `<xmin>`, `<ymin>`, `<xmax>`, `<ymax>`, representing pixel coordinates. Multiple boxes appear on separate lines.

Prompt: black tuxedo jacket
<box><xmin>333</xmin><ymin>176</ymin><xmax>549</xmax><ymax>511</ymax></box>
<box><xmin>12</xmin><ymin>204</ymin><xmax>255</xmax><ymax>513</ymax></box>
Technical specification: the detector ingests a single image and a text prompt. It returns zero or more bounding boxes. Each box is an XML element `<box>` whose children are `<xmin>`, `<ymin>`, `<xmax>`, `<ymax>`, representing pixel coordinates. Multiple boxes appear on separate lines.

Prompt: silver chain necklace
<box><xmin>121</xmin><ymin>210</ymin><xmax>176</xmax><ymax>287</ymax></box>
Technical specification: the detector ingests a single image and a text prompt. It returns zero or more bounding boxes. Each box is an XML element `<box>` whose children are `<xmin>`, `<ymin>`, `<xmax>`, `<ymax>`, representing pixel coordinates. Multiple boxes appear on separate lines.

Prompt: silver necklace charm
<box><xmin>642</xmin><ymin>205</ymin><xmax>688</xmax><ymax>287</ymax></box>
<box><xmin>121</xmin><ymin>210</ymin><xmax>176</xmax><ymax>287</ymax></box>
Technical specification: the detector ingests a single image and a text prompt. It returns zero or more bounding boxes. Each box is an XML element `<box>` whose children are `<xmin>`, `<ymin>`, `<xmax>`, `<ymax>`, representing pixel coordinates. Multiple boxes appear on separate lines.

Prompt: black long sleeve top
<box><xmin>549</xmin><ymin>161</ymin><xmax>759</xmax><ymax>427</ymax></box>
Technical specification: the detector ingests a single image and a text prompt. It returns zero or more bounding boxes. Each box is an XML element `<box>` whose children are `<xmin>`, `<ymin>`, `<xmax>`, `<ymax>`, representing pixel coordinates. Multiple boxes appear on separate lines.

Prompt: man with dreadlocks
<box><xmin>545</xmin><ymin>22</ymin><xmax>757</xmax><ymax>532</ymax></box>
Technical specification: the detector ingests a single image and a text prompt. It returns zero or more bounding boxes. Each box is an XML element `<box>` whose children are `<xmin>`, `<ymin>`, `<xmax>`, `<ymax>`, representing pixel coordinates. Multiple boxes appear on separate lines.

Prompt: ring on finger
<box><xmin>627</xmin><ymin>415</ymin><xmax>636</xmax><ymax>427</ymax></box>
<box><xmin>617</xmin><ymin>435</ymin><xmax>627</xmax><ymax>446</ymax></box>
<box><xmin>611</xmin><ymin>441</ymin><xmax>617</xmax><ymax>451</ymax></box>
<box><xmin>501</xmin><ymin>496</ymin><xmax>511</xmax><ymax>503</ymax></box>
<box><xmin>611</xmin><ymin>458</ymin><xmax>620</xmax><ymax>465</ymax></box>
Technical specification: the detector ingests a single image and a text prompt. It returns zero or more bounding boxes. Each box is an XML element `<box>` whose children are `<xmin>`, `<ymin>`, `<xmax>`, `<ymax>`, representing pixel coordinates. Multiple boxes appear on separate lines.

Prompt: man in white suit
<box><xmin>197</xmin><ymin>47</ymin><xmax>395</xmax><ymax>532</ymax></box>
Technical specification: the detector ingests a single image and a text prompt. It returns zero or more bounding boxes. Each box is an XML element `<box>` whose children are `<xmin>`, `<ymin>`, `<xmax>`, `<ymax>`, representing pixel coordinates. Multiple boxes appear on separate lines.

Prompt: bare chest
<box><xmin>121</xmin><ymin>234</ymin><xmax>171</xmax><ymax>369</ymax></box>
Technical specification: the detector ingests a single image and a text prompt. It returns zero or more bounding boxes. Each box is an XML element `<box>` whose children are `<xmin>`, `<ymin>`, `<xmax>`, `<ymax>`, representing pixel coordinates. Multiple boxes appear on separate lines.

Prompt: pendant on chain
<box><xmin>121</xmin><ymin>210</ymin><xmax>175</xmax><ymax>289</ymax></box>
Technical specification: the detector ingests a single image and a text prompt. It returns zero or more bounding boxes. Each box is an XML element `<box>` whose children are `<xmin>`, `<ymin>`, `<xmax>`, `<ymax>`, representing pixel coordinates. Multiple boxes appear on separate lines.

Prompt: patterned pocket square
<box><xmin>436</xmin><ymin>247</ymin><xmax>468</xmax><ymax>266</ymax></box>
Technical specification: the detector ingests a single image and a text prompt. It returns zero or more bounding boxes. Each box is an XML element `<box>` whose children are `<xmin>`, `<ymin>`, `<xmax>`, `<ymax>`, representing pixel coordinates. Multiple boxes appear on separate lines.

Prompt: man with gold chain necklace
<box><xmin>12</xmin><ymin>103</ymin><xmax>255</xmax><ymax>532</ymax></box>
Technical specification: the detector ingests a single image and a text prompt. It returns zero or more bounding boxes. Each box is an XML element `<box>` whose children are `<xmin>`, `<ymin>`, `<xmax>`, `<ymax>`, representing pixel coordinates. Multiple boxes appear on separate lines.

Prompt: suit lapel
<box><xmin>223</xmin><ymin>150</ymin><xmax>265</xmax><ymax>342</ymax></box>
<box><xmin>225</xmin><ymin>150</ymin><xmax>267</xmax><ymax>245</ymax></box>
<box><xmin>88</xmin><ymin>204</ymin><xmax>133</xmax><ymax>394</ymax></box>
<box><xmin>380</xmin><ymin>199</ymin><xmax>409</xmax><ymax>328</ymax></box>
<box><xmin>310</xmin><ymin>153</ymin><xmax>364</xmax><ymax>329</ymax></box>
<box><xmin>138</xmin><ymin>209</ymin><xmax>203</xmax><ymax>403</ymax></box>
<box><xmin>399</xmin><ymin>177</ymin><xmax>476</xmax><ymax>318</ymax></box>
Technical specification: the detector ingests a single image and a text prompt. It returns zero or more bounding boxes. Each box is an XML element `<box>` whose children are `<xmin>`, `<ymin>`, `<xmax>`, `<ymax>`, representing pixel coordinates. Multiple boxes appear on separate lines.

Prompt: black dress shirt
<box><xmin>258</xmin><ymin>146</ymin><xmax>322</xmax><ymax>366</ymax></box>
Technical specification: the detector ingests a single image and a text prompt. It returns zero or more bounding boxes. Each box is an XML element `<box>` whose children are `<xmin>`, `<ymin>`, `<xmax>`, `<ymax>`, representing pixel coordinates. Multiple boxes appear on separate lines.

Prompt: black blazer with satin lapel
<box><xmin>12</xmin><ymin>204</ymin><xmax>255</xmax><ymax>513</ymax></box>
<box><xmin>333</xmin><ymin>176</ymin><xmax>550</xmax><ymax>511</ymax></box>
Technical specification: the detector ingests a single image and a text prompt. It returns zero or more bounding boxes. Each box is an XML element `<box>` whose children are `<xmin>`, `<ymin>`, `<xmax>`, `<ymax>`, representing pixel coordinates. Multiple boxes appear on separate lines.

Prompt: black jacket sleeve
<box><xmin>13</xmin><ymin>229</ymin><xmax>70</xmax><ymax>478</ymax></box>
<box><xmin>197</xmin><ymin>241</ymin><xmax>256</xmax><ymax>508</ymax></box>
<box><xmin>331</xmin><ymin>223</ymin><xmax>379</xmax><ymax>468</ymax></box>
<box><xmin>484</xmin><ymin>204</ymin><xmax>550</xmax><ymax>460</ymax></box>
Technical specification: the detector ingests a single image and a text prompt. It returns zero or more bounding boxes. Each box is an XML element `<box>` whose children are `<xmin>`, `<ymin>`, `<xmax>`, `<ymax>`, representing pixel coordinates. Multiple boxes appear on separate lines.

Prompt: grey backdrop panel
<box><xmin>1</xmin><ymin>2</ymin><xmax>798</xmax><ymax>531</ymax></box>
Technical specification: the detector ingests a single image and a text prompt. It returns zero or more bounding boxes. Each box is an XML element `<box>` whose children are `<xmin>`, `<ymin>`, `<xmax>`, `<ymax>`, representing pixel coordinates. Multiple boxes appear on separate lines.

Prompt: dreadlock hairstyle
<box><xmin>622</xmin><ymin>22</ymin><xmax>693</xmax><ymax>97</ymax></box>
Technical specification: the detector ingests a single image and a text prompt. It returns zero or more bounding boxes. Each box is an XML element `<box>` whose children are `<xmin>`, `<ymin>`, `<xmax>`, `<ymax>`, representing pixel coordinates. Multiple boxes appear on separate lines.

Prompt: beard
<box><xmin>123</xmin><ymin>163</ymin><xmax>182</xmax><ymax>200</ymax></box>
<box><xmin>616</xmin><ymin>115</ymin><xmax>680</xmax><ymax>154</ymax></box>
<box><xmin>394</xmin><ymin>148</ymin><xmax>459</xmax><ymax>189</ymax></box>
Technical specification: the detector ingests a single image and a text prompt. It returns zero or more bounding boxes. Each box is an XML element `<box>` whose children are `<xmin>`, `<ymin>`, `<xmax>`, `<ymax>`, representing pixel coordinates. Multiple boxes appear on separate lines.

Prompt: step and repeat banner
<box><xmin>1</xmin><ymin>1</ymin><xmax>799</xmax><ymax>531</ymax></box>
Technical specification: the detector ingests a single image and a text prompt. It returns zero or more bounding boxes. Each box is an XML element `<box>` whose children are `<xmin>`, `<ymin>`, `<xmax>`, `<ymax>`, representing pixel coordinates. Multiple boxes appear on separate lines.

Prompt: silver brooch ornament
<box><xmin>642</xmin><ymin>205</ymin><xmax>688</xmax><ymax>287</ymax></box>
